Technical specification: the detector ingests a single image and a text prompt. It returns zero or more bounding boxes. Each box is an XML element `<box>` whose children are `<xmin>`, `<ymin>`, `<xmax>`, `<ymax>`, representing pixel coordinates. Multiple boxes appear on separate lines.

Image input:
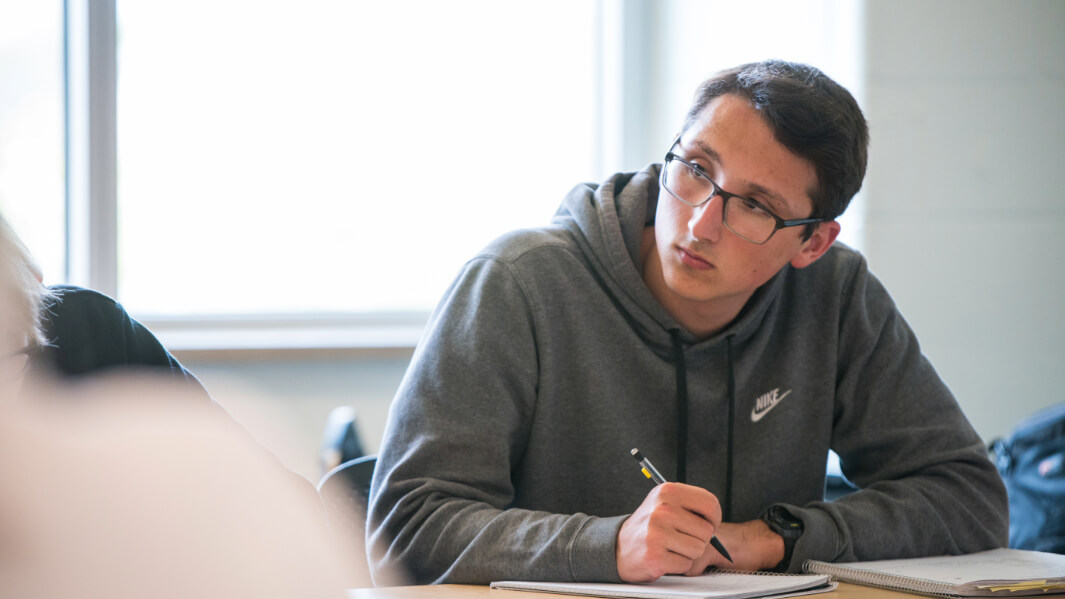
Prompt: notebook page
<box><xmin>812</xmin><ymin>549</ymin><xmax>1065</xmax><ymax>586</ymax></box>
<box><xmin>491</xmin><ymin>572</ymin><xmax>833</xmax><ymax>599</ymax></box>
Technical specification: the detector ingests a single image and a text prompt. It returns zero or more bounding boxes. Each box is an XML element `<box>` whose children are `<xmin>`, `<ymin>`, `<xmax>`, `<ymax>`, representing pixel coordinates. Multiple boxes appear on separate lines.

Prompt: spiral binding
<box><xmin>802</xmin><ymin>560</ymin><xmax>962</xmax><ymax>599</ymax></box>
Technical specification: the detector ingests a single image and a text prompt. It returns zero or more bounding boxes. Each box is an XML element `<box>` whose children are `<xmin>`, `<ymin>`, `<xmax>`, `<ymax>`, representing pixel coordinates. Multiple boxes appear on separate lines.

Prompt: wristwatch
<box><xmin>761</xmin><ymin>505</ymin><xmax>804</xmax><ymax>572</ymax></box>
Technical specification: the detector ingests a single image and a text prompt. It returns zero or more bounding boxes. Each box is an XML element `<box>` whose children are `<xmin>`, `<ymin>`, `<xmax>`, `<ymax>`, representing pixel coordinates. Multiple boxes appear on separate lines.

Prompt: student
<box><xmin>0</xmin><ymin>244</ymin><xmax>358</xmax><ymax>597</ymax></box>
<box><xmin>367</xmin><ymin>60</ymin><xmax>1008</xmax><ymax>584</ymax></box>
<box><xmin>0</xmin><ymin>213</ymin><xmax>203</xmax><ymax>391</ymax></box>
<box><xmin>0</xmin><ymin>214</ymin><xmax>370</xmax><ymax>596</ymax></box>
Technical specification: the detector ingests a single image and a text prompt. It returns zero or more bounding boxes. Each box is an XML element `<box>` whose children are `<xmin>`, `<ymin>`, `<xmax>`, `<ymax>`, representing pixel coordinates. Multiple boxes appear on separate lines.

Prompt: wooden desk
<box><xmin>350</xmin><ymin>582</ymin><xmax>917</xmax><ymax>599</ymax></box>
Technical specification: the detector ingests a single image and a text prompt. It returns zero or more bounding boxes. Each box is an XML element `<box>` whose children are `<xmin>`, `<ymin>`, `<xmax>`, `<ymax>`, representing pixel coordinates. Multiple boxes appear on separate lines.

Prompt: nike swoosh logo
<box><xmin>751</xmin><ymin>389</ymin><xmax>792</xmax><ymax>422</ymax></box>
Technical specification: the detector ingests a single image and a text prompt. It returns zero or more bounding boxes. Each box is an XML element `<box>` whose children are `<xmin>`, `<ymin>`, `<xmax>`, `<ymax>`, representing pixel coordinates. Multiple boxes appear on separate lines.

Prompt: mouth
<box><xmin>676</xmin><ymin>246</ymin><xmax>714</xmax><ymax>271</ymax></box>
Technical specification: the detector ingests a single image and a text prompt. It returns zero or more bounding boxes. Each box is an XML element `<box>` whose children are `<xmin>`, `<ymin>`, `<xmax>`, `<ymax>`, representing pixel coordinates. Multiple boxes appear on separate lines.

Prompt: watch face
<box><xmin>767</xmin><ymin>507</ymin><xmax>803</xmax><ymax>538</ymax></box>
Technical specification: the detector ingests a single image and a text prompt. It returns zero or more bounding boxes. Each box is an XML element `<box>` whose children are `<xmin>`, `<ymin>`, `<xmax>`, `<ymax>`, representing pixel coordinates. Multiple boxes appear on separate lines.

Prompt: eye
<box><xmin>736</xmin><ymin>197</ymin><xmax>771</xmax><ymax>217</ymax></box>
<box><xmin>684</xmin><ymin>161</ymin><xmax>711</xmax><ymax>180</ymax></box>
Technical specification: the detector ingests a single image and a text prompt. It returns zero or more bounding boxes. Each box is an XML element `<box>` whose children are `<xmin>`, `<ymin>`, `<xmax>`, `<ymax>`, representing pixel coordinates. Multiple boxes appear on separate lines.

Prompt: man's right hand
<box><xmin>615</xmin><ymin>482</ymin><xmax>723</xmax><ymax>582</ymax></box>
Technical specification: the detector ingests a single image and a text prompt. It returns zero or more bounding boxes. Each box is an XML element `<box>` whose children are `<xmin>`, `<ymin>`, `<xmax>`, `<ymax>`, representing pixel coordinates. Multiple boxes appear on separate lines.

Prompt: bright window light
<box><xmin>0</xmin><ymin>1</ymin><xmax>65</xmax><ymax>283</ymax></box>
<box><xmin>116</xmin><ymin>0</ymin><xmax>599</xmax><ymax>316</ymax></box>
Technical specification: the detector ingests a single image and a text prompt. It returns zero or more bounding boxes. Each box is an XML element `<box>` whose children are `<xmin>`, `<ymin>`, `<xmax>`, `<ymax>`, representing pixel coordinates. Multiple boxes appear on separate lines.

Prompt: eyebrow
<box><xmin>690</xmin><ymin>139</ymin><xmax>791</xmax><ymax>213</ymax></box>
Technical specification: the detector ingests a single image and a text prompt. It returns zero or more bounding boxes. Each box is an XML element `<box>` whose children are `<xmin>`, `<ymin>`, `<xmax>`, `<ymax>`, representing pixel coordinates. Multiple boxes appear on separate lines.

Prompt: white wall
<box><xmin>179</xmin><ymin>1</ymin><xmax>1065</xmax><ymax>483</ymax></box>
<box><xmin>179</xmin><ymin>351</ymin><xmax>410</xmax><ymax>482</ymax></box>
<box><xmin>861</xmin><ymin>0</ymin><xmax>1065</xmax><ymax>441</ymax></box>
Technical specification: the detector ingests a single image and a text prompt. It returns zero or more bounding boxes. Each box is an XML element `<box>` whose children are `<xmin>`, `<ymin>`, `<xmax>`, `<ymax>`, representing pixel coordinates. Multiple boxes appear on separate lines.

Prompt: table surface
<box><xmin>349</xmin><ymin>582</ymin><xmax>919</xmax><ymax>599</ymax></box>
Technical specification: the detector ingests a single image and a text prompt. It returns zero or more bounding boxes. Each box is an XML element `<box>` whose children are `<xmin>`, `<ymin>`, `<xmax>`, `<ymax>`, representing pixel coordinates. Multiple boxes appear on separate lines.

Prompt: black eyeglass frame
<box><xmin>661</xmin><ymin>141</ymin><xmax>825</xmax><ymax>244</ymax></box>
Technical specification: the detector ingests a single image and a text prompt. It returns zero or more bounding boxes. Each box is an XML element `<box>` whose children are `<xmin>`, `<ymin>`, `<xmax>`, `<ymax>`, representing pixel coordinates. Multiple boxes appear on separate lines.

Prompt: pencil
<box><xmin>630</xmin><ymin>448</ymin><xmax>734</xmax><ymax>563</ymax></box>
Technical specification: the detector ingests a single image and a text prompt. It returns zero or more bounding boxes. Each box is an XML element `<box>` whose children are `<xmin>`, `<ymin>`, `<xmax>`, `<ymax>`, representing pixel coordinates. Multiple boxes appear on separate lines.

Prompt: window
<box><xmin>9</xmin><ymin>1</ymin><xmax>865</xmax><ymax>349</ymax></box>
<box><xmin>116</xmin><ymin>1</ymin><xmax>600</xmax><ymax>316</ymax></box>
<box><xmin>0</xmin><ymin>2</ymin><xmax>65</xmax><ymax>281</ymax></box>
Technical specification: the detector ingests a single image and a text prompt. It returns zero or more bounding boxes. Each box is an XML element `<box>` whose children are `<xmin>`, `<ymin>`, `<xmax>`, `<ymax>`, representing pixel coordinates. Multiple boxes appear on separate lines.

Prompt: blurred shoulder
<box><xmin>42</xmin><ymin>285</ymin><xmax>131</xmax><ymax>327</ymax></box>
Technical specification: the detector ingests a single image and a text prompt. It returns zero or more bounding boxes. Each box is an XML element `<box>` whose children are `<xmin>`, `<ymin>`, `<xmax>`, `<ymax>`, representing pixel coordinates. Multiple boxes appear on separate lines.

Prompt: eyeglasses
<box><xmin>660</xmin><ymin>140</ymin><xmax>824</xmax><ymax>244</ymax></box>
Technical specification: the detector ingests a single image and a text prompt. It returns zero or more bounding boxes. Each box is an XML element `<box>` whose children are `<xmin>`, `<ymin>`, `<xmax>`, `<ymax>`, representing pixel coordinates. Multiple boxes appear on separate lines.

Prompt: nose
<box><xmin>687</xmin><ymin>193</ymin><xmax>725</xmax><ymax>243</ymax></box>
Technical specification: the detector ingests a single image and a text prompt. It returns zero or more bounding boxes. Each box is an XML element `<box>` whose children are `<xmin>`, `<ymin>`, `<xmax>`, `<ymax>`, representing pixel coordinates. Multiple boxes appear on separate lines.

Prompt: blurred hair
<box><xmin>683</xmin><ymin>60</ymin><xmax>869</xmax><ymax>239</ymax></box>
<box><xmin>0</xmin><ymin>212</ymin><xmax>53</xmax><ymax>348</ymax></box>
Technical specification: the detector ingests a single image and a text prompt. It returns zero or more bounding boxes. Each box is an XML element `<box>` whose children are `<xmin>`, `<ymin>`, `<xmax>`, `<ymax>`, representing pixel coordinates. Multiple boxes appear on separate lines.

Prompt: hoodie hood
<box><xmin>551</xmin><ymin>163</ymin><xmax>788</xmax><ymax>356</ymax></box>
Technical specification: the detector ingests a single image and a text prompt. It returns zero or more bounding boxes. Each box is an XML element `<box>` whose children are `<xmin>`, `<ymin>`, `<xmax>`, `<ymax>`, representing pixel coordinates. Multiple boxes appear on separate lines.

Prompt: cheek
<box><xmin>741</xmin><ymin>247</ymin><xmax>793</xmax><ymax>284</ymax></box>
<box><xmin>655</xmin><ymin>194</ymin><xmax>690</xmax><ymax>243</ymax></box>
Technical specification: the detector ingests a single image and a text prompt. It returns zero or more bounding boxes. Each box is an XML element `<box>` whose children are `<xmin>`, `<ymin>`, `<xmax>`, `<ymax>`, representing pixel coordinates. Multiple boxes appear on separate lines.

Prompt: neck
<box><xmin>640</xmin><ymin>227</ymin><xmax>751</xmax><ymax>340</ymax></box>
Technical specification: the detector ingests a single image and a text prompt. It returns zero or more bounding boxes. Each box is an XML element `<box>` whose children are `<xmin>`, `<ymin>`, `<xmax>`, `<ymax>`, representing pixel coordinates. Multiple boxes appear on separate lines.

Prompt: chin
<box><xmin>664</xmin><ymin>270</ymin><xmax>721</xmax><ymax>304</ymax></box>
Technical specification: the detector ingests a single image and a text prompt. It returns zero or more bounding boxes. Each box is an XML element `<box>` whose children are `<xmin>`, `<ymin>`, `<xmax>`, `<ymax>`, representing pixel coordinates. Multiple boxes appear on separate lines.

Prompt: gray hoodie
<box><xmin>367</xmin><ymin>165</ymin><xmax>1008</xmax><ymax>585</ymax></box>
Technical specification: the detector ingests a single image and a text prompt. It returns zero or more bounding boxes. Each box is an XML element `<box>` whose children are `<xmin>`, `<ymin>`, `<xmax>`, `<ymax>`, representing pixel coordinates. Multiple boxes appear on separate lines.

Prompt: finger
<box><xmin>664</xmin><ymin>529</ymin><xmax>711</xmax><ymax>561</ymax></box>
<box><xmin>668</xmin><ymin>506</ymin><xmax>718</xmax><ymax>543</ymax></box>
<box><xmin>683</xmin><ymin>539</ymin><xmax>720</xmax><ymax>576</ymax></box>
<box><xmin>677</xmin><ymin>488</ymin><xmax>723</xmax><ymax>526</ymax></box>
<box><xmin>654</xmin><ymin>550</ymin><xmax>696</xmax><ymax>579</ymax></box>
<box><xmin>644</xmin><ymin>510</ymin><xmax>707</xmax><ymax>560</ymax></box>
<box><xmin>647</xmin><ymin>500</ymin><xmax>716</xmax><ymax>541</ymax></box>
<box><xmin>645</xmin><ymin>513</ymin><xmax>714</xmax><ymax>565</ymax></box>
<box><xmin>684</xmin><ymin>561</ymin><xmax>711</xmax><ymax>577</ymax></box>
<box><xmin>648</xmin><ymin>491</ymin><xmax>718</xmax><ymax>545</ymax></box>
<box><xmin>656</xmin><ymin>483</ymin><xmax>723</xmax><ymax>526</ymax></box>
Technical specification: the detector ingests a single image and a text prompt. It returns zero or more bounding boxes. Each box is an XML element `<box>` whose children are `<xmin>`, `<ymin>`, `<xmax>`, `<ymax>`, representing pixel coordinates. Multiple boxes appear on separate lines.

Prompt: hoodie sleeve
<box><xmin>778</xmin><ymin>257</ymin><xmax>1008</xmax><ymax>571</ymax></box>
<box><xmin>366</xmin><ymin>256</ymin><xmax>625</xmax><ymax>585</ymax></box>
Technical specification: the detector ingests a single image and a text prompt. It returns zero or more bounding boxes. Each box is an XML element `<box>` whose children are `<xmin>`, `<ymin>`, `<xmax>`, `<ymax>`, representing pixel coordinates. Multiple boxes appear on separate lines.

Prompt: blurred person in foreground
<box><xmin>0</xmin><ymin>216</ymin><xmax>374</xmax><ymax>596</ymax></box>
<box><xmin>368</xmin><ymin>60</ymin><xmax>1008</xmax><ymax>584</ymax></box>
<box><xmin>0</xmin><ymin>376</ymin><xmax>363</xmax><ymax>598</ymax></box>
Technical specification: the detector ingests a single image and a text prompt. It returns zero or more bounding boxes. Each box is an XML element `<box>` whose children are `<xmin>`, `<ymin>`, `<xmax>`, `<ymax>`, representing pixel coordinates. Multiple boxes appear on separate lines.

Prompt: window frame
<box><xmin>64</xmin><ymin>0</ymin><xmax>640</xmax><ymax>351</ymax></box>
<box><xmin>63</xmin><ymin>0</ymin><xmax>862</xmax><ymax>352</ymax></box>
<box><xmin>65</xmin><ymin>0</ymin><xmax>117</xmax><ymax>297</ymax></box>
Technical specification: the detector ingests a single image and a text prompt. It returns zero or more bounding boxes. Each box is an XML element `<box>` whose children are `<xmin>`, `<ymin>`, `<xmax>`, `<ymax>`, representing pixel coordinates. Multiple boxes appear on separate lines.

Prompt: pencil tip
<box><xmin>711</xmin><ymin>537</ymin><xmax>734</xmax><ymax>563</ymax></box>
<box><xmin>630</xmin><ymin>448</ymin><xmax>644</xmax><ymax>461</ymax></box>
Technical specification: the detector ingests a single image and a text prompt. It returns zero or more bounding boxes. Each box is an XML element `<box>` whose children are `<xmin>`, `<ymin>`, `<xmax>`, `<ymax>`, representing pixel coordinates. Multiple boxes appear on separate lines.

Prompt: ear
<box><xmin>790</xmin><ymin>220</ymin><xmax>840</xmax><ymax>269</ymax></box>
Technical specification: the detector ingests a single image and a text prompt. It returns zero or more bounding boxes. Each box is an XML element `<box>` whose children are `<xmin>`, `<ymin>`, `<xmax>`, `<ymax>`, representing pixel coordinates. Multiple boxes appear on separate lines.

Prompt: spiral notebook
<box><xmin>802</xmin><ymin>548</ymin><xmax>1065</xmax><ymax>597</ymax></box>
<box><xmin>490</xmin><ymin>571</ymin><xmax>836</xmax><ymax>599</ymax></box>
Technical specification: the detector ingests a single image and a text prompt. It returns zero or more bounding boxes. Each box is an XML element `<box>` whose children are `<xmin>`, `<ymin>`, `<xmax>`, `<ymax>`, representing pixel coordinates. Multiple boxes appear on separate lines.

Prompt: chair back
<box><xmin>319</xmin><ymin>406</ymin><xmax>368</xmax><ymax>475</ymax></box>
<box><xmin>318</xmin><ymin>455</ymin><xmax>377</xmax><ymax>584</ymax></box>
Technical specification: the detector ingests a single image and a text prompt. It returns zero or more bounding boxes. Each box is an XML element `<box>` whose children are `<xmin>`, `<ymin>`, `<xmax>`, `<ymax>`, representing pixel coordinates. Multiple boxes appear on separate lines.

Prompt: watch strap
<box><xmin>762</xmin><ymin>505</ymin><xmax>803</xmax><ymax>572</ymax></box>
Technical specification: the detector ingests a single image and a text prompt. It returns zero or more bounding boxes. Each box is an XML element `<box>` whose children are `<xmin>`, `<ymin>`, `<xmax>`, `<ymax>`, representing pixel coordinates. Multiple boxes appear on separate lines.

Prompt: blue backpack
<box><xmin>990</xmin><ymin>402</ymin><xmax>1065</xmax><ymax>554</ymax></box>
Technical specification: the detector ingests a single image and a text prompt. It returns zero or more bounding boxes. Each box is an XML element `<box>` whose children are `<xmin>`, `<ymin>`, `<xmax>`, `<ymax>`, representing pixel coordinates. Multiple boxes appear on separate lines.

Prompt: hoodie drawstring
<box><xmin>670</xmin><ymin>329</ymin><xmax>688</xmax><ymax>483</ymax></box>
<box><xmin>724</xmin><ymin>335</ymin><xmax>735</xmax><ymax>522</ymax></box>
<box><xmin>669</xmin><ymin>329</ymin><xmax>736</xmax><ymax>521</ymax></box>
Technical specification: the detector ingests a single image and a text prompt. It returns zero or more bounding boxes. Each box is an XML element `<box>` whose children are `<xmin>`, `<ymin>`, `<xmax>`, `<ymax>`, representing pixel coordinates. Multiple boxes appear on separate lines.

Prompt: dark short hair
<box><xmin>682</xmin><ymin>60</ymin><xmax>869</xmax><ymax>236</ymax></box>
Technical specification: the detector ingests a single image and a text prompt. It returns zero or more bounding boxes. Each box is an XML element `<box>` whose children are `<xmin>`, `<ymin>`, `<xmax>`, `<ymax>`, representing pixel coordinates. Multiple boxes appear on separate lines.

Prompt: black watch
<box><xmin>761</xmin><ymin>505</ymin><xmax>804</xmax><ymax>572</ymax></box>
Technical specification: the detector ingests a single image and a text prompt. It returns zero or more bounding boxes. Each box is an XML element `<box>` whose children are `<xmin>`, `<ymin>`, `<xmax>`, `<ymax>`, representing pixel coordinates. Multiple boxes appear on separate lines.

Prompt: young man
<box><xmin>367</xmin><ymin>60</ymin><xmax>1008</xmax><ymax>584</ymax></box>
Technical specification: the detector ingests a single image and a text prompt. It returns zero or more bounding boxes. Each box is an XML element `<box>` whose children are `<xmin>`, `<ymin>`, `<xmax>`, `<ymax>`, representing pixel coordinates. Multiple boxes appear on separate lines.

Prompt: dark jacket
<box><xmin>33</xmin><ymin>285</ymin><xmax>204</xmax><ymax>393</ymax></box>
